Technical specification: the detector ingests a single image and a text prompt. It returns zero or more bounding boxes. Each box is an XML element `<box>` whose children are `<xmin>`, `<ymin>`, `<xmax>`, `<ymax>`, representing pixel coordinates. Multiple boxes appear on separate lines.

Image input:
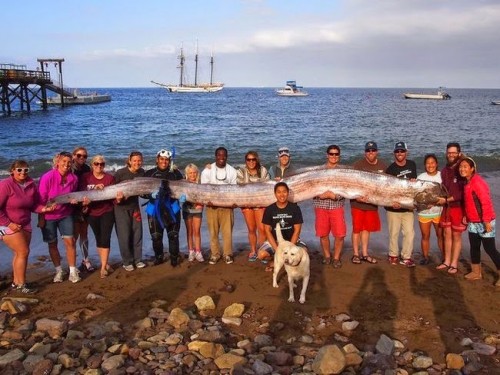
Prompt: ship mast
<box><xmin>210</xmin><ymin>50</ymin><xmax>214</xmax><ymax>85</ymax></box>
<box><xmin>194</xmin><ymin>40</ymin><xmax>199</xmax><ymax>86</ymax></box>
<box><xmin>178</xmin><ymin>45</ymin><xmax>185</xmax><ymax>87</ymax></box>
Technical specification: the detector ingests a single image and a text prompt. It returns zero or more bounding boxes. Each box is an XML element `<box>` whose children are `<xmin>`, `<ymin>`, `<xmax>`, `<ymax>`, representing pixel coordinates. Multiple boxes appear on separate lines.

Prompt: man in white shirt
<box><xmin>201</xmin><ymin>147</ymin><xmax>238</xmax><ymax>264</ymax></box>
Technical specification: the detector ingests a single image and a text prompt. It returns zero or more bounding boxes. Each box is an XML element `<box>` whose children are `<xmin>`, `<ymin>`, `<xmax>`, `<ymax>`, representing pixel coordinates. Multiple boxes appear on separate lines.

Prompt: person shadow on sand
<box><xmin>347</xmin><ymin>268</ymin><xmax>397</xmax><ymax>349</ymax></box>
<box><xmin>409</xmin><ymin>267</ymin><xmax>478</xmax><ymax>355</ymax></box>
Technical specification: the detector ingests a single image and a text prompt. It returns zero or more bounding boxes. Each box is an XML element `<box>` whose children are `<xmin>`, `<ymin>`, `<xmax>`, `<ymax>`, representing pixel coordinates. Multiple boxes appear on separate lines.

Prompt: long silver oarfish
<box><xmin>50</xmin><ymin>178</ymin><xmax>162</xmax><ymax>204</ymax></box>
<box><xmin>168</xmin><ymin>168</ymin><xmax>445</xmax><ymax>209</ymax></box>
<box><xmin>51</xmin><ymin>169</ymin><xmax>446</xmax><ymax>209</ymax></box>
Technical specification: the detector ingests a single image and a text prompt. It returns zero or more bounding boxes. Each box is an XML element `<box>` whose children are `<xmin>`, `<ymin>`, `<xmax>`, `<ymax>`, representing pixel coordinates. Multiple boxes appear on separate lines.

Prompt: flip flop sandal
<box><xmin>360</xmin><ymin>255</ymin><xmax>378</xmax><ymax>264</ymax></box>
<box><xmin>248</xmin><ymin>253</ymin><xmax>257</xmax><ymax>262</ymax></box>
<box><xmin>351</xmin><ymin>255</ymin><xmax>361</xmax><ymax>264</ymax></box>
<box><xmin>436</xmin><ymin>263</ymin><xmax>450</xmax><ymax>270</ymax></box>
<box><xmin>322</xmin><ymin>257</ymin><xmax>332</xmax><ymax>265</ymax></box>
<box><xmin>447</xmin><ymin>266</ymin><xmax>459</xmax><ymax>274</ymax></box>
<box><xmin>260</xmin><ymin>259</ymin><xmax>269</xmax><ymax>265</ymax></box>
<box><xmin>332</xmin><ymin>259</ymin><xmax>342</xmax><ymax>268</ymax></box>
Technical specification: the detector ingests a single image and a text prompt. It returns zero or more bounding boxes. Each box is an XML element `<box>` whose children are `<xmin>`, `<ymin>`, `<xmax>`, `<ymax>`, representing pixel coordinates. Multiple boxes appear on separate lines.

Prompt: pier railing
<box><xmin>0</xmin><ymin>68</ymin><xmax>51</xmax><ymax>82</ymax></box>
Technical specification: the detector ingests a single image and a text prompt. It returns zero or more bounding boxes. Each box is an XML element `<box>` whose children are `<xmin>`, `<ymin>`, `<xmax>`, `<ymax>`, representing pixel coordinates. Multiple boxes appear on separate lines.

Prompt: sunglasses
<box><xmin>93</xmin><ymin>162</ymin><xmax>105</xmax><ymax>167</ymax></box>
<box><xmin>59</xmin><ymin>151</ymin><xmax>72</xmax><ymax>158</ymax></box>
<box><xmin>15</xmin><ymin>168</ymin><xmax>29</xmax><ymax>173</ymax></box>
<box><xmin>365</xmin><ymin>149</ymin><xmax>377</xmax><ymax>153</ymax></box>
<box><xmin>76</xmin><ymin>153</ymin><xmax>88</xmax><ymax>159</ymax></box>
<box><xmin>394</xmin><ymin>150</ymin><xmax>407</xmax><ymax>154</ymax></box>
<box><xmin>246</xmin><ymin>158</ymin><xmax>257</xmax><ymax>162</ymax></box>
<box><xmin>328</xmin><ymin>152</ymin><xmax>340</xmax><ymax>156</ymax></box>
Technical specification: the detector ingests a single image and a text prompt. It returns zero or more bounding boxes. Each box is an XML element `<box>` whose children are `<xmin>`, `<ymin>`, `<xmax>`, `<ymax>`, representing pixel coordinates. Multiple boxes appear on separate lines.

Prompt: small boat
<box><xmin>403</xmin><ymin>87</ymin><xmax>451</xmax><ymax>100</ymax></box>
<box><xmin>46</xmin><ymin>89</ymin><xmax>111</xmax><ymax>105</ymax></box>
<box><xmin>151</xmin><ymin>42</ymin><xmax>223</xmax><ymax>93</ymax></box>
<box><xmin>491</xmin><ymin>101</ymin><xmax>500</xmax><ymax>105</ymax></box>
<box><xmin>276</xmin><ymin>81</ymin><xmax>309</xmax><ymax>97</ymax></box>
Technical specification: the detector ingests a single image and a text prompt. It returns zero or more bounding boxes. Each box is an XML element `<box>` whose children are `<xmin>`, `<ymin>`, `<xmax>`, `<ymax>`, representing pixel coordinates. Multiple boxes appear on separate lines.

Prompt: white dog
<box><xmin>272</xmin><ymin>223</ymin><xmax>310</xmax><ymax>304</ymax></box>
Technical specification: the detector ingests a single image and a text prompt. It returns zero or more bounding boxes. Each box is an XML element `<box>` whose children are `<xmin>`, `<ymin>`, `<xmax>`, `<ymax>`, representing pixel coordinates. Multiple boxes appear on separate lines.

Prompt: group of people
<box><xmin>1</xmin><ymin>141</ymin><xmax>499</xmax><ymax>294</ymax></box>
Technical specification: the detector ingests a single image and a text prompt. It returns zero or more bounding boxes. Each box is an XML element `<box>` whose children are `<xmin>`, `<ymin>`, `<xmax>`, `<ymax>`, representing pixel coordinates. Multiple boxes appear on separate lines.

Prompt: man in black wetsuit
<box><xmin>144</xmin><ymin>149</ymin><xmax>183</xmax><ymax>266</ymax></box>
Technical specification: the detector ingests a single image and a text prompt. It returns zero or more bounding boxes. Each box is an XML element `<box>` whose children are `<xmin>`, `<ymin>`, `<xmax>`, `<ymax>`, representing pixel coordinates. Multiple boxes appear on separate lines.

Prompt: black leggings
<box><xmin>468</xmin><ymin>232</ymin><xmax>500</xmax><ymax>269</ymax></box>
<box><xmin>88</xmin><ymin>211</ymin><xmax>115</xmax><ymax>248</ymax></box>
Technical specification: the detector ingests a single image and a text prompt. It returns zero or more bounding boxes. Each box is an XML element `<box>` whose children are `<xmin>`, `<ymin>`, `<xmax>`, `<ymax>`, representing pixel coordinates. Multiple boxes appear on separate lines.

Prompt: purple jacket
<box><xmin>0</xmin><ymin>176</ymin><xmax>41</xmax><ymax>228</ymax></box>
<box><xmin>38</xmin><ymin>169</ymin><xmax>78</xmax><ymax>220</ymax></box>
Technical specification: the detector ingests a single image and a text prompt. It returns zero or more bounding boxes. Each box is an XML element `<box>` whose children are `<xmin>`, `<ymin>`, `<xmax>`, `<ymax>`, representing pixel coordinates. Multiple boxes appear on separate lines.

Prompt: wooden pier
<box><xmin>0</xmin><ymin>58</ymin><xmax>72</xmax><ymax>115</ymax></box>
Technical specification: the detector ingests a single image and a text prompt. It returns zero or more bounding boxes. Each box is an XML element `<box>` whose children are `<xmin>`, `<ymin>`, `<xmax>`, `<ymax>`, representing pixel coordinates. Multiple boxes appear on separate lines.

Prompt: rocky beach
<box><xmin>0</xmin><ymin>178</ymin><xmax>499</xmax><ymax>374</ymax></box>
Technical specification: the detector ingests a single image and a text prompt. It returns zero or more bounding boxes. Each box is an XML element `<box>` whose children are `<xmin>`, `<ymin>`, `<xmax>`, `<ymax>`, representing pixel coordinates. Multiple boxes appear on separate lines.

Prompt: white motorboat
<box><xmin>403</xmin><ymin>87</ymin><xmax>450</xmax><ymax>100</ymax></box>
<box><xmin>46</xmin><ymin>90</ymin><xmax>111</xmax><ymax>105</ymax></box>
<box><xmin>491</xmin><ymin>100</ymin><xmax>500</xmax><ymax>105</ymax></box>
<box><xmin>276</xmin><ymin>81</ymin><xmax>308</xmax><ymax>97</ymax></box>
<box><xmin>151</xmin><ymin>42</ymin><xmax>223</xmax><ymax>93</ymax></box>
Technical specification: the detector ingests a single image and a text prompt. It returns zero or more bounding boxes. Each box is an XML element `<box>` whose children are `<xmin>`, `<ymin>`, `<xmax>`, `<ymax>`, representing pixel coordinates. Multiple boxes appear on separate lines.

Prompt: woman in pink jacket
<box><xmin>0</xmin><ymin>160</ymin><xmax>54</xmax><ymax>293</ymax></box>
<box><xmin>459</xmin><ymin>157</ymin><xmax>500</xmax><ymax>286</ymax></box>
<box><xmin>38</xmin><ymin>151</ymin><xmax>80</xmax><ymax>284</ymax></box>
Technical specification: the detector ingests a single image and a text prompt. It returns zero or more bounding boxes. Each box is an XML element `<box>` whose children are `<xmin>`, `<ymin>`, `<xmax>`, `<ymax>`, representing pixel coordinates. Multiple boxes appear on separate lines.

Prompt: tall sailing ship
<box><xmin>151</xmin><ymin>43</ymin><xmax>224</xmax><ymax>93</ymax></box>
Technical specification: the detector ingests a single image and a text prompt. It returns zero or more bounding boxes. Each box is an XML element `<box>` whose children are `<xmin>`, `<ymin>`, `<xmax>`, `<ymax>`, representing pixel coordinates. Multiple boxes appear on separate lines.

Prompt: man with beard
<box><xmin>435</xmin><ymin>142</ymin><xmax>466</xmax><ymax>274</ymax></box>
<box><xmin>145</xmin><ymin>149</ymin><xmax>183</xmax><ymax>267</ymax></box>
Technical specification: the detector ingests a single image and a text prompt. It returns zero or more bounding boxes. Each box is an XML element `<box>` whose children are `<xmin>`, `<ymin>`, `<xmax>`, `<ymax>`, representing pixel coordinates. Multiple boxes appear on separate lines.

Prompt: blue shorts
<box><xmin>42</xmin><ymin>216</ymin><xmax>74</xmax><ymax>243</ymax></box>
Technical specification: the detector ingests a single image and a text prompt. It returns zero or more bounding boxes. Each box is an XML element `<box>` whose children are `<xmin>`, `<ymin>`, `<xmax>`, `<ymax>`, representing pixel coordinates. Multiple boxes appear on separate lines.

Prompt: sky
<box><xmin>2</xmin><ymin>0</ymin><xmax>500</xmax><ymax>88</ymax></box>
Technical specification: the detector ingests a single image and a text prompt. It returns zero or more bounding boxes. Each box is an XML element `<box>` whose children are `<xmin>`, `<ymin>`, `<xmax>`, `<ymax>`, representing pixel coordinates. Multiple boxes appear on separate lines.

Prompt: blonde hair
<box><xmin>184</xmin><ymin>163</ymin><xmax>200</xmax><ymax>182</ymax></box>
<box><xmin>91</xmin><ymin>154</ymin><xmax>105</xmax><ymax>165</ymax></box>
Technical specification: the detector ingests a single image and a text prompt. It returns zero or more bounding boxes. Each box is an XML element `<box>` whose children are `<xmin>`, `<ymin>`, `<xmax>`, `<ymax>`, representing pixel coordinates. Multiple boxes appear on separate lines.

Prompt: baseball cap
<box><xmin>364</xmin><ymin>141</ymin><xmax>378</xmax><ymax>151</ymax></box>
<box><xmin>394</xmin><ymin>142</ymin><xmax>407</xmax><ymax>152</ymax></box>
<box><xmin>157</xmin><ymin>149</ymin><xmax>173</xmax><ymax>158</ymax></box>
<box><xmin>278</xmin><ymin>147</ymin><xmax>290</xmax><ymax>157</ymax></box>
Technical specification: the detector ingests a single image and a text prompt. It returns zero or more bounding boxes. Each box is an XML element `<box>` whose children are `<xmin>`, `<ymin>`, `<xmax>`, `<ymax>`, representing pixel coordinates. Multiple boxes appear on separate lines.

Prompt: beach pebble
<box><xmin>312</xmin><ymin>345</ymin><xmax>346</xmax><ymax>375</ymax></box>
<box><xmin>376</xmin><ymin>334</ymin><xmax>395</xmax><ymax>355</ymax></box>
<box><xmin>342</xmin><ymin>320</ymin><xmax>359</xmax><ymax>331</ymax></box>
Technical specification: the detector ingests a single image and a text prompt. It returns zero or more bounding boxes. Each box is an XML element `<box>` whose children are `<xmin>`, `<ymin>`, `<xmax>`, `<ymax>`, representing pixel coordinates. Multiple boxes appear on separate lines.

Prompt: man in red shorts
<box><xmin>350</xmin><ymin>141</ymin><xmax>387</xmax><ymax>264</ymax></box>
<box><xmin>313</xmin><ymin>145</ymin><xmax>346</xmax><ymax>268</ymax></box>
<box><xmin>435</xmin><ymin>142</ymin><xmax>466</xmax><ymax>274</ymax></box>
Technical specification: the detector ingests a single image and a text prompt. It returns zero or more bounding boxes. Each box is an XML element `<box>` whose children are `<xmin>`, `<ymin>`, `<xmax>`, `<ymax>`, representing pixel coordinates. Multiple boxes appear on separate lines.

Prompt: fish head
<box><xmin>414</xmin><ymin>181</ymin><xmax>447</xmax><ymax>210</ymax></box>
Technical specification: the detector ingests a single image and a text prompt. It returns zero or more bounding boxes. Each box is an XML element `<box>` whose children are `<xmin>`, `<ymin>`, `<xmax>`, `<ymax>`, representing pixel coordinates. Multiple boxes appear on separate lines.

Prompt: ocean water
<box><xmin>1</xmin><ymin>87</ymin><xmax>500</xmax><ymax>177</ymax></box>
<box><xmin>1</xmin><ymin>87</ymin><xmax>500</xmax><ymax>272</ymax></box>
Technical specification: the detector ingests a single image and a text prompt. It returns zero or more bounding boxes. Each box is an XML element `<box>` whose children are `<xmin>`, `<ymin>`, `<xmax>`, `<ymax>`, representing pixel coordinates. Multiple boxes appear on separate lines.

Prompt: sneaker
<box><xmin>153</xmin><ymin>257</ymin><xmax>164</xmax><ymax>266</ymax></box>
<box><xmin>82</xmin><ymin>258</ymin><xmax>95</xmax><ymax>272</ymax></box>
<box><xmin>388</xmin><ymin>256</ymin><xmax>399</xmax><ymax>265</ymax></box>
<box><xmin>400</xmin><ymin>258</ymin><xmax>416</xmax><ymax>268</ymax></box>
<box><xmin>69</xmin><ymin>270</ymin><xmax>81</xmax><ymax>283</ymax></box>
<box><xmin>195</xmin><ymin>250</ymin><xmax>204</xmax><ymax>263</ymax></box>
<box><xmin>135</xmin><ymin>261</ymin><xmax>146</xmax><ymax>269</ymax></box>
<box><xmin>13</xmin><ymin>283</ymin><xmax>37</xmax><ymax>294</ymax></box>
<box><xmin>123</xmin><ymin>264</ymin><xmax>135</xmax><ymax>272</ymax></box>
<box><xmin>53</xmin><ymin>270</ymin><xmax>64</xmax><ymax>283</ymax></box>
<box><xmin>188</xmin><ymin>250</ymin><xmax>196</xmax><ymax>262</ymax></box>
<box><xmin>225</xmin><ymin>255</ymin><xmax>234</xmax><ymax>264</ymax></box>
<box><xmin>209</xmin><ymin>256</ymin><xmax>220</xmax><ymax>265</ymax></box>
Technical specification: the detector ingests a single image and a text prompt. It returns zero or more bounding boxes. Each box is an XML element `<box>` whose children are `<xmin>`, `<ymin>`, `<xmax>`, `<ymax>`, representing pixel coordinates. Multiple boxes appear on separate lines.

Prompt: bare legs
<box><xmin>419</xmin><ymin>221</ymin><xmax>444</xmax><ymax>259</ymax></box>
<box><xmin>440</xmin><ymin>227</ymin><xmax>462</xmax><ymax>271</ymax></box>
<box><xmin>48</xmin><ymin>237</ymin><xmax>77</xmax><ymax>268</ymax></box>
<box><xmin>320</xmin><ymin>235</ymin><xmax>344</xmax><ymax>261</ymax></box>
<box><xmin>184</xmin><ymin>216</ymin><xmax>202</xmax><ymax>251</ymax></box>
<box><xmin>242</xmin><ymin>208</ymin><xmax>265</xmax><ymax>256</ymax></box>
<box><xmin>352</xmin><ymin>230</ymin><xmax>370</xmax><ymax>257</ymax></box>
<box><xmin>97</xmin><ymin>247</ymin><xmax>110</xmax><ymax>277</ymax></box>
<box><xmin>3</xmin><ymin>230</ymin><xmax>31</xmax><ymax>285</ymax></box>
